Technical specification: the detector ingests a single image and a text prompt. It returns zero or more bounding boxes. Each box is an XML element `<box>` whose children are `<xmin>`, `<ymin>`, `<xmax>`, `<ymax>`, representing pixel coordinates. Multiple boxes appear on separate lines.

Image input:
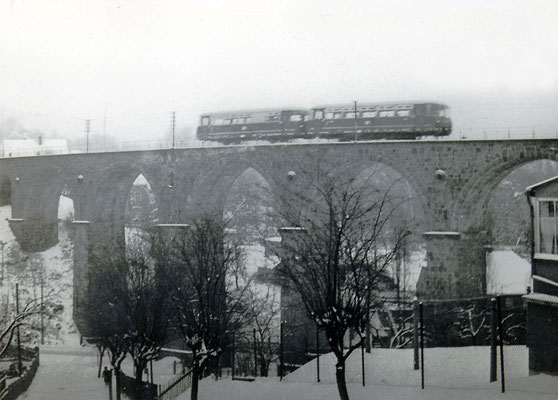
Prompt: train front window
<box><xmin>314</xmin><ymin>110</ymin><xmax>324</xmax><ymax>120</ymax></box>
<box><xmin>290</xmin><ymin>114</ymin><xmax>302</xmax><ymax>122</ymax></box>
<box><xmin>201</xmin><ymin>116</ymin><xmax>210</xmax><ymax>126</ymax></box>
<box><xmin>266</xmin><ymin>114</ymin><xmax>280</xmax><ymax>122</ymax></box>
<box><xmin>437</xmin><ymin>109</ymin><xmax>447</xmax><ymax>117</ymax></box>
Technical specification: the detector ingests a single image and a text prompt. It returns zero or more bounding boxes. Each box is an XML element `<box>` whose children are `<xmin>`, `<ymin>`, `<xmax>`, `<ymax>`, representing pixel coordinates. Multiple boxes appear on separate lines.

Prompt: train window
<box><xmin>325</xmin><ymin>112</ymin><xmax>334</xmax><ymax>119</ymax></box>
<box><xmin>290</xmin><ymin>114</ymin><xmax>302</xmax><ymax>122</ymax></box>
<box><xmin>397</xmin><ymin>110</ymin><xmax>410</xmax><ymax>117</ymax></box>
<box><xmin>379</xmin><ymin>110</ymin><xmax>395</xmax><ymax>117</ymax></box>
<box><xmin>223</xmin><ymin>119</ymin><xmax>232</xmax><ymax>125</ymax></box>
<box><xmin>232</xmin><ymin>118</ymin><xmax>239</xmax><ymax>124</ymax></box>
<box><xmin>266</xmin><ymin>114</ymin><xmax>280</xmax><ymax>122</ymax></box>
<box><xmin>334</xmin><ymin>112</ymin><xmax>343</xmax><ymax>119</ymax></box>
<box><xmin>245</xmin><ymin>117</ymin><xmax>252</xmax><ymax>123</ymax></box>
<box><xmin>362</xmin><ymin>111</ymin><xmax>377</xmax><ymax>118</ymax></box>
<box><xmin>345</xmin><ymin>112</ymin><xmax>357</xmax><ymax>119</ymax></box>
<box><xmin>314</xmin><ymin>110</ymin><xmax>324</xmax><ymax>120</ymax></box>
<box><xmin>213</xmin><ymin>118</ymin><xmax>224</xmax><ymax>126</ymax></box>
<box><xmin>201</xmin><ymin>116</ymin><xmax>210</xmax><ymax>126</ymax></box>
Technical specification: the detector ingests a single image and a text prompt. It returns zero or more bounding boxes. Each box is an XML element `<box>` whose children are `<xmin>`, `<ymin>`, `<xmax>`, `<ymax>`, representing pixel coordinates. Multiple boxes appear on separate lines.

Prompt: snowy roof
<box><xmin>525</xmin><ymin>175</ymin><xmax>558</xmax><ymax>196</ymax></box>
<box><xmin>524</xmin><ymin>292</ymin><xmax>558</xmax><ymax>307</ymax></box>
<box><xmin>486</xmin><ymin>250</ymin><xmax>531</xmax><ymax>295</ymax></box>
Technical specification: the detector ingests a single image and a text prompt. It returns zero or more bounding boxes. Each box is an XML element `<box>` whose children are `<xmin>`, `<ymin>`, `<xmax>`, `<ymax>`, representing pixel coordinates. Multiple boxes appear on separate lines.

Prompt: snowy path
<box><xmin>20</xmin><ymin>345</ymin><xmax>110</xmax><ymax>400</ymax></box>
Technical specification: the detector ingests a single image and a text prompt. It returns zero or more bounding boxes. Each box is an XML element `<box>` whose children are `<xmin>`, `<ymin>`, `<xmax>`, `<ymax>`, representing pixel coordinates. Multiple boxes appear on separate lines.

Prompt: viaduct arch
<box><xmin>1</xmin><ymin>139</ymin><xmax>556</xmax><ymax>332</ymax></box>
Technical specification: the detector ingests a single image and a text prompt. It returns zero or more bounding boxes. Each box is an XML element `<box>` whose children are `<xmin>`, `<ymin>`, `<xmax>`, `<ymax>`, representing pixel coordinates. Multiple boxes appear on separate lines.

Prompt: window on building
<box><xmin>538</xmin><ymin>200</ymin><xmax>557</xmax><ymax>255</ymax></box>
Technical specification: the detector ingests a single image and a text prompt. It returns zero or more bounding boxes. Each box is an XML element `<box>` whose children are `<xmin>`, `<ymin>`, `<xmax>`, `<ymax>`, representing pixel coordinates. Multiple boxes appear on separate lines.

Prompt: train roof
<box><xmin>200</xmin><ymin>108</ymin><xmax>308</xmax><ymax>117</ymax></box>
<box><xmin>311</xmin><ymin>102</ymin><xmax>448</xmax><ymax>110</ymax></box>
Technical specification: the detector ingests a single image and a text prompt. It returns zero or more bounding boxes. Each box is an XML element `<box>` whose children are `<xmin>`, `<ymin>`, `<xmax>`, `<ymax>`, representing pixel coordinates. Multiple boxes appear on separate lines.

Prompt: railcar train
<box><xmin>196</xmin><ymin>102</ymin><xmax>451</xmax><ymax>143</ymax></box>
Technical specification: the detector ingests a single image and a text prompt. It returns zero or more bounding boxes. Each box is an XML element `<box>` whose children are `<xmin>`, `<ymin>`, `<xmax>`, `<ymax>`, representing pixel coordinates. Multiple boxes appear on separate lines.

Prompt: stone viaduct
<box><xmin>0</xmin><ymin>139</ymin><xmax>556</xmax><ymax>333</ymax></box>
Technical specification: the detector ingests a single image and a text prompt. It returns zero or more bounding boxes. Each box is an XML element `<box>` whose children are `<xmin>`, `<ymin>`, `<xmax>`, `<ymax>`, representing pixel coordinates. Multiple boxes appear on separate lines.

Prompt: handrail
<box><xmin>157</xmin><ymin>368</ymin><xmax>192</xmax><ymax>399</ymax></box>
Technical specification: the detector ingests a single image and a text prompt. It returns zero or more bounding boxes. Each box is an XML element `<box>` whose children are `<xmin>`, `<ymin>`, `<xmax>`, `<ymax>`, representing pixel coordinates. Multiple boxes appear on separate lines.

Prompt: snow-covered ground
<box><xmin>178</xmin><ymin>346</ymin><xmax>558</xmax><ymax>400</ymax></box>
<box><xmin>20</xmin><ymin>345</ymin><xmax>180</xmax><ymax>400</ymax></box>
<box><xmin>18</xmin><ymin>344</ymin><xmax>558</xmax><ymax>400</ymax></box>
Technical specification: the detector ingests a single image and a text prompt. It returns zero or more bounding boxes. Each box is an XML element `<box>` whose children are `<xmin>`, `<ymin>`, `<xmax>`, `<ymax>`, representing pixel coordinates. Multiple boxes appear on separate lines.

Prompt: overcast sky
<box><xmin>1</xmin><ymin>0</ymin><xmax>558</xmax><ymax>142</ymax></box>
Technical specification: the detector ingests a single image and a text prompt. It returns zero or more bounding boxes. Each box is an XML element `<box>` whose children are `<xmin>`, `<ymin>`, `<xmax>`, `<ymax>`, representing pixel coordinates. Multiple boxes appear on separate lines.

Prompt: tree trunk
<box><xmin>115</xmin><ymin>368</ymin><xmax>122</xmax><ymax>400</ymax></box>
<box><xmin>97</xmin><ymin>346</ymin><xmax>104</xmax><ymax>378</ymax></box>
<box><xmin>335</xmin><ymin>359</ymin><xmax>350</xmax><ymax>400</ymax></box>
<box><xmin>134</xmin><ymin>361</ymin><xmax>145</xmax><ymax>400</ymax></box>
<box><xmin>190</xmin><ymin>367</ymin><xmax>199</xmax><ymax>400</ymax></box>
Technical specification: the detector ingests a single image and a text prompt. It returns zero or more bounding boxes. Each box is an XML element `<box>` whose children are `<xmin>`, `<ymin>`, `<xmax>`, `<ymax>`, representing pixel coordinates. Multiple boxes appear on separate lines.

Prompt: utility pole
<box><xmin>16</xmin><ymin>283</ymin><xmax>22</xmax><ymax>376</ymax></box>
<box><xmin>103</xmin><ymin>103</ymin><xmax>108</xmax><ymax>151</ymax></box>
<box><xmin>41</xmin><ymin>279</ymin><xmax>44</xmax><ymax>345</ymax></box>
<box><xmin>171</xmin><ymin>112</ymin><xmax>176</xmax><ymax>148</ymax></box>
<box><xmin>353</xmin><ymin>101</ymin><xmax>358</xmax><ymax>141</ymax></box>
<box><xmin>0</xmin><ymin>240</ymin><xmax>5</xmax><ymax>281</ymax></box>
<box><xmin>85</xmin><ymin>119</ymin><xmax>91</xmax><ymax>153</ymax></box>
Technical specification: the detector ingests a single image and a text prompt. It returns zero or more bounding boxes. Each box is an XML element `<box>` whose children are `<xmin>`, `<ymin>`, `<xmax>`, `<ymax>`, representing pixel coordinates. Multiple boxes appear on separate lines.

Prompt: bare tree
<box><xmin>0</xmin><ymin>296</ymin><xmax>40</xmax><ymax>359</ymax></box>
<box><xmin>273</xmin><ymin>164</ymin><xmax>411</xmax><ymax>400</ymax></box>
<box><xmin>160</xmin><ymin>214</ymin><xmax>249</xmax><ymax>400</ymax></box>
<box><xmin>86</xmin><ymin>234</ymin><xmax>170</xmax><ymax>399</ymax></box>
<box><xmin>246</xmin><ymin>283</ymin><xmax>280</xmax><ymax>377</ymax></box>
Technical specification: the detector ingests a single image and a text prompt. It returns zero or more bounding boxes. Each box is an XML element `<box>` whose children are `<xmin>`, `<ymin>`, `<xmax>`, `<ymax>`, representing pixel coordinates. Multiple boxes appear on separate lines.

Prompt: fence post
<box><xmin>413</xmin><ymin>298</ymin><xmax>419</xmax><ymax>370</ymax></box>
<box><xmin>280</xmin><ymin>321</ymin><xmax>284</xmax><ymax>381</ymax></box>
<box><xmin>361</xmin><ymin>339</ymin><xmax>365</xmax><ymax>387</ymax></box>
<box><xmin>316</xmin><ymin>322</ymin><xmax>320</xmax><ymax>383</ymax></box>
<box><xmin>490</xmin><ymin>297</ymin><xmax>497</xmax><ymax>382</ymax></box>
<box><xmin>419</xmin><ymin>301</ymin><xmax>425</xmax><ymax>389</ymax></box>
<box><xmin>497</xmin><ymin>296</ymin><xmax>505</xmax><ymax>393</ymax></box>
<box><xmin>253</xmin><ymin>328</ymin><xmax>257</xmax><ymax>378</ymax></box>
<box><xmin>231</xmin><ymin>331</ymin><xmax>235</xmax><ymax>379</ymax></box>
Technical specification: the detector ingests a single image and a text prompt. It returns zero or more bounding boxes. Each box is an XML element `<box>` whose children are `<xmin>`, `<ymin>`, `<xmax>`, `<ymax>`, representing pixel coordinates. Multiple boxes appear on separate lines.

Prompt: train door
<box><xmin>413</xmin><ymin>104</ymin><xmax>427</xmax><ymax>132</ymax></box>
<box><xmin>281</xmin><ymin>111</ymin><xmax>305</xmax><ymax>137</ymax></box>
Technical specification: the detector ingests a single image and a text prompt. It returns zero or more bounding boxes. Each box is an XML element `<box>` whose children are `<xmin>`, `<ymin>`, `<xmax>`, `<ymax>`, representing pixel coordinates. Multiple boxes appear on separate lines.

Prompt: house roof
<box><xmin>525</xmin><ymin>175</ymin><xmax>558</xmax><ymax>197</ymax></box>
